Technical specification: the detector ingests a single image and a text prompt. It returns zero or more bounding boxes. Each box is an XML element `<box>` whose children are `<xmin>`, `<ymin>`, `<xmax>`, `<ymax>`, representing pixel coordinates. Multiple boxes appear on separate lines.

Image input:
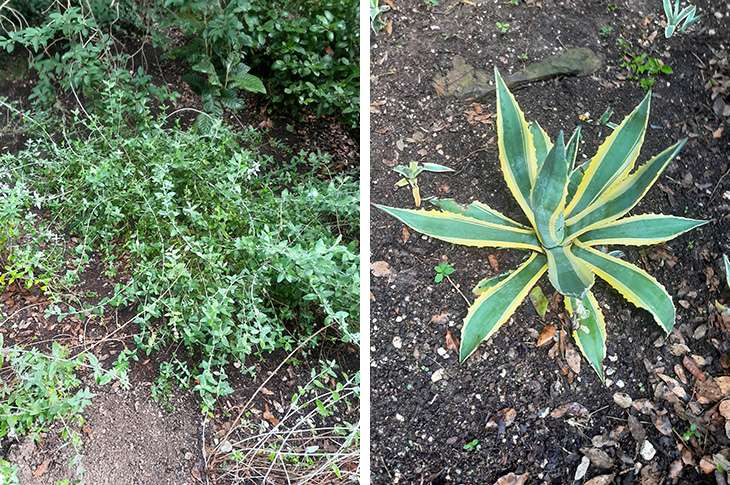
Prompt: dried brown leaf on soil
<box><xmin>488</xmin><ymin>253</ymin><xmax>499</xmax><ymax>271</ymax></box>
<box><xmin>684</xmin><ymin>355</ymin><xmax>706</xmax><ymax>381</ymax></box>
<box><xmin>429</xmin><ymin>312</ymin><xmax>451</xmax><ymax>325</ymax></box>
<box><xmin>580</xmin><ymin>447</ymin><xmax>613</xmax><ymax>469</ymax></box>
<box><xmin>537</xmin><ymin>324</ymin><xmax>555</xmax><ymax>347</ymax></box>
<box><xmin>445</xmin><ymin>330</ymin><xmax>459</xmax><ymax>350</ymax></box>
<box><xmin>658</xmin><ymin>373</ymin><xmax>689</xmax><ymax>401</ymax></box>
<box><xmin>401</xmin><ymin>226</ymin><xmax>410</xmax><ymax>243</ymax></box>
<box><xmin>585</xmin><ymin>474</ymin><xmax>615</xmax><ymax>485</ymax></box>
<box><xmin>494</xmin><ymin>472</ymin><xmax>529</xmax><ymax>485</ymax></box>
<box><xmin>651</xmin><ymin>412</ymin><xmax>673</xmax><ymax>436</ymax></box>
<box><xmin>263</xmin><ymin>404</ymin><xmax>279</xmax><ymax>426</ymax></box>
<box><xmin>565</xmin><ymin>345</ymin><xmax>581</xmax><ymax>375</ymax></box>
<box><xmin>719</xmin><ymin>399</ymin><xmax>730</xmax><ymax>419</ymax></box>
<box><xmin>628</xmin><ymin>414</ymin><xmax>646</xmax><ymax>442</ymax></box>
<box><xmin>33</xmin><ymin>460</ymin><xmax>50</xmax><ymax>478</ymax></box>
<box><xmin>370</xmin><ymin>261</ymin><xmax>394</xmax><ymax>277</ymax></box>
<box><xmin>551</xmin><ymin>402</ymin><xmax>588</xmax><ymax>419</ymax></box>
<box><xmin>486</xmin><ymin>408</ymin><xmax>517</xmax><ymax>435</ymax></box>
<box><xmin>668</xmin><ymin>459</ymin><xmax>683</xmax><ymax>479</ymax></box>
<box><xmin>613</xmin><ymin>392</ymin><xmax>633</xmax><ymax>408</ymax></box>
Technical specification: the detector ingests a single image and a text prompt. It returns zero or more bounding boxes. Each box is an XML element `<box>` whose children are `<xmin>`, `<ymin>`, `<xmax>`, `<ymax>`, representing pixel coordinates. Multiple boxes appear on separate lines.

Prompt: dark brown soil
<box><xmin>0</xmin><ymin>24</ymin><xmax>359</xmax><ymax>485</ymax></box>
<box><xmin>370</xmin><ymin>0</ymin><xmax>729</xmax><ymax>483</ymax></box>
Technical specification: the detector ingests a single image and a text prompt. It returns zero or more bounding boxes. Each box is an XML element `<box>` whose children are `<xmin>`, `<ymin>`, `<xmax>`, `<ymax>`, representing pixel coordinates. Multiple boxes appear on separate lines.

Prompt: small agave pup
<box><xmin>377</xmin><ymin>68</ymin><xmax>707</xmax><ymax>379</ymax></box>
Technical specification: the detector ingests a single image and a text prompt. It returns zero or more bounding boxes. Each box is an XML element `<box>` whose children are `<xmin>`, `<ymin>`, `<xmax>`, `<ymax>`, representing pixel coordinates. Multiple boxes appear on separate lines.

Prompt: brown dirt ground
<box><xmin>370</xmin><ymin>0</ymin><xmax>729</xmax><ymax>483</ymax></box>
<box><xmin>0</xmin><ymin>24</ymin><xmax>359</xmax><ymax>485</ymax></box>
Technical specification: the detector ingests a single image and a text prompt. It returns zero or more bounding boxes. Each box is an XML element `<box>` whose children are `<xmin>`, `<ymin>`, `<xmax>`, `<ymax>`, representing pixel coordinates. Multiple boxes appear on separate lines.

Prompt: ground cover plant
<box><xmin>371</xmin><ymin>0</ymin><xmax>730</xmax><ymax>482</ymax></box>
<box><xmin>0</xmin><ymin>0</ymin><xmax>359</xmax><ymax>482</ymax></box>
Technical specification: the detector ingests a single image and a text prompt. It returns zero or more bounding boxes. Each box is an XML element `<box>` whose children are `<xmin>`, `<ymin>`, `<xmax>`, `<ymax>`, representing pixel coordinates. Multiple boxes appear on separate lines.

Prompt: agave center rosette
<box><xmin>377</xmin><ymin>68</ymin><xmax>707</xmax><ymax>379</ymax></box>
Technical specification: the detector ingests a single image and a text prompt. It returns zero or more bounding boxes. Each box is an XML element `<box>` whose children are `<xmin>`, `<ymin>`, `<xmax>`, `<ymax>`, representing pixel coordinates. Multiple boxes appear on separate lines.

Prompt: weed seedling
<box><xmin>600</xmin><ymin>26</ymin><xmax>613</xmax><ymax>37</ymax></box>
<box><xmin>496</xmin><ymin>22</ymin><xmax>510</xmax><ymax>34</ymax></box>
<box><xmin>682</xmin><ymin>424</ymin><xmax>701</xmax><ymax>440</ymax></box>
<box><xmin>464</xmin><ymin>439</ymin><xmax>481</xmax><ymax>451</ymax></box>
<box><xmin>434</xmin><ymin>262</ymin><xmax>455</xmax><ymax>283</ymax></box>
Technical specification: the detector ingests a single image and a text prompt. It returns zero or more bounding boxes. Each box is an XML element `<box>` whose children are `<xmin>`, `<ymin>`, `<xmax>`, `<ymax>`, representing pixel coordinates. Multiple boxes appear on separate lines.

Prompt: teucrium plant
<box><xmin>377</xmin><ymin>68</ymin><xmax>707</xmax><ymax>379</ymax></box>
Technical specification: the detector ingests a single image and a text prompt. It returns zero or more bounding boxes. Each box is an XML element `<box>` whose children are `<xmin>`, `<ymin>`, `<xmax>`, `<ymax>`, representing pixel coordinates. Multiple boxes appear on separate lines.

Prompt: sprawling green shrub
<box><xmin>5</xmin><ymin>114</ymin><xmax>359</xmax><ymax>410</ymax></box>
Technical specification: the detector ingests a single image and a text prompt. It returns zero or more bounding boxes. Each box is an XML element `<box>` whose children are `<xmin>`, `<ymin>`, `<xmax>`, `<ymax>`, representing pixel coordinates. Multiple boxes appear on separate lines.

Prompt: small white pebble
<box><xmin>395</xmin><ymin>413</ymin><xmax>405</xmax><ymax>422</ymax></box>
<box><xmin>392</xmin><ymin>336</ymin><xmax>403</xmax><ymax>349</ymax></box>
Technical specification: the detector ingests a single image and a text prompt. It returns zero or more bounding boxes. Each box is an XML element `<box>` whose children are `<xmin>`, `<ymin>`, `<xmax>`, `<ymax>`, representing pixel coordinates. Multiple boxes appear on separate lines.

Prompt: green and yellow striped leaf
<box><xmin>573</xmin><ymin>241</ymin><xmax>675</xmax><ymax>333</ymax></box>
<box><xmin>565</xmin><ymin>139</ymin><xmax>686</xmax><ymax>239</ymax></box>
<box><xmin>530</xmin><ymin>121</ymin><xmax>553</xmax><ymax>170</ymax></box>
<box><xmin>566</xmin><ymin>291</ymin><xmax>607</xmax><ymax>380</ymax></box>
<box><xmin>460</xmin><ymin>253</ymin><xmax>548</xmax><ymax>361</ymax></box>
<box><xmin>473</xmin><ymin>271</ymin><xmax>512</xmax><ymax>295</ymax></box>
<box><xmin>565</xmin><ymin>125</ymin><xmax>582</xmax><ymax>172</ymax></box>
<box><xmin>566</xmin><ymin>92</ymin><xmax>651</xmax><ymax>218</ymax></box>
<box><xmin>495</xmin><ymin>67</ymin><xmax>538</xmax><ymax>225</ymax></box>
<box><xmin>531</xmin><ymin>131</ymin><xmax>569</xmax><ymax>248</ymax></box>
<box><xmin>429</xmin><ymin>199</ymin><xmax>528</xmax><ymax>229</ymax></box>
<box><xmin>376</xmin><ymin>205</ymin><xmax>542</xmax><ymax>250</ymax></box>
<box><xmin>724</xmin><ymin>254</ymin><xmax>730</xmax><ymax>289</ymax></box>
<box><xmin>578</xmin><ymin>214</ymin><xmax>708</xmax><ymax>246</ymax></box>
<box><xmin>545</xmin><ymin>244</ymin><xmax>594</xmax><ymax>298</ymax></box>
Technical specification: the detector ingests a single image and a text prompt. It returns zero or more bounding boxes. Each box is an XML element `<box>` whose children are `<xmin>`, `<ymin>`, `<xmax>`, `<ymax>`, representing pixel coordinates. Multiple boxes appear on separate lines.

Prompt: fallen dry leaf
<box><xmin>494</xmin><ymin>472</ymin><xmax>529</xmax><ymax>485</ymax></box>
<box><xmin>684</xmin><ymin>355</ymin><xmax>706</xmax><ymax>381</ymax></box>
<box><xmin>580</xmin><ymin>447</ymin><xmax>613</xmax><ymax>469</ymax></box>
<box><xmin>486</xmin><ymin>408</ymin><xmax>517</xmax><ymax>435</ymax></box>
<box><xmin>551</xmin><ymin>402</ymin><xmax>589</xmax><ymax>419</ymax></box>
<box><xmin>264</xmin><ymin>404</ymin><xmax>279</xmax><ymax>426</ymax></box>
<box><xmin>658</xmin><ymin>373</ymin><xmax>688</xmax><ymax>401</ymax></box>
<box><xmin>613</xmin><ymin>392</ymin><xmax>633</xmax><ymax>408</ymax></box>
<box><xmin>651</xmin><ymin>412</ymin><xmax>673</xmax><ymax>436</ymax></box>
<box><xmin>628</xmin><ymin>414</ymin><xmax>646</xmax><ymax>442</ymax></box>
<box><xmin>713</xmin><ymin>126</ymin><xmax>724</xmax><ymax>138</ymax></box>
<box><xmin>401</xmin><ymin>226</ymin><xmax>410</xmax><ymax>243</ymax></box>
<box><xmin>33</xmin><ymin>460</ymin><xmax>50</xmax><ymax>478</ymax></box>
<box><xmin>261</xmin><ymin>387</ymin><xmax>274</xmax><ymax>396</ymax></box>
<box><xmin>370</xmin><ymin>261</ymin><xmax>394</xmax><ymax>277</ymax></box>
<box><xmin>565</xmin><ymin>345</ymin><xmax>581</xmax><ymax>375</ymax></box>
<box><xmin>717</xmin><ymin>376</ymin><xmax>730</xmax><ymax>396</ymax></box>
<box><xmin>585</xmin><ymin>474</ymin><xmax>615</xmax><ymax>485</ymax></box>
<box><xmin>632</xmin><ymin>398</ymin><xmax>657</xmax><ymax>415</ymax></box>
<box><xmin>445</xmin><ymin>330</ymin><xmax>459</xmax><ymax>351</ymax></box>
<box><xmin>719</xmin><ymin>399</ymin><xmax>730</xmax><ymax>419</ymax></box>
<box><xmin>429</xmin><ymin>312</ymin><xmax>451</xmax><ymax>325</ymax></box>
<box><xmin>488</xmin><ymin>254</ymin><xmax>499</xmax><ymax>271</ymax></box>
<box><xmin>700</xmin><ymin>456</ymin><xmax>715</xmax><ymax>474</ymax></box>
<box><xmin>537</xmin><ymin>324</ymin><xmax>555</xmax><ymax>347</ymax></box>
<box><xmin>668</xmin><ymin>459</ymin><xmax>683</xmax><ymax>479</ymax></box>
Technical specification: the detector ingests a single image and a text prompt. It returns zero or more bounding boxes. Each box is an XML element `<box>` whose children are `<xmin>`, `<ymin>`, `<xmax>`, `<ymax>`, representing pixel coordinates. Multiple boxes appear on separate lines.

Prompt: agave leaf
<box><xmin>422</xmin><ymin>162</ymin><xmax>455</xmax><ymax>172</ymax></box>
<box><xmin>460</xmin><ymin>253</ymin><xmax>548</xmax><ymax>361</ymax></box>
<box><xmin>578</xmin><ymin>214</ymin><xmax>708</xmax><ymax>246</ymax></box>
<box><xmin>495</xmin><ymin>67</ymin><xmax>538</xmax><ymax>225</ymax></box>
<box><xmin>567</xmin><ymin>158</ymin><xmax>592</xmax><ymax>203</ymax></box>
<box><xmin>566</xmin><ymin>92</ymin><xmax>651</xmax><ymax>218</ymax></box>
<box><xmin>531</xmin><ymin>131</ymin><xmax>569</xmax><ymax>248</ymax></box>
<box><xmin>473</xmin><ymin>271</ymin><xmax>512</xmax><ymax>295</ymax></box>
<box><xmin>394</xmin><ymin>178</ymin><xmax>409</xmax><ymax>187</ymax></box>
<box><xmin>566</xmin><ymin>138</ymin><xmax>686</xmax><ymax>239</ymax></box>
<box><xmin>566</xmin><ymin>291</ymin><xmax>607</xmax><ymax>380</ymax></box>
<box><xmin>530</xmin><ymin>122</ymin><xmax>553</xmax><ymax>170</ymax></box>
<box><xmin>565</xmin><ymin>125</ymin><xmax>582</xmax><ymax>171</ymax></box>
<box><xmin>376</xmin><ymin>205</ymin><xmax>542</xmax><ymax>250</ymax></box>
<box><xmin>724</xmin><ymin>254</ymin><xmax>730</xmax><ymax>289</ymax></box>
<box><xmin>429</xmin><ymin>199</ymin><xmax>528</xmax><ymax>229</ymax></box>
<box><xmin>573</xmin><ymin>241</ymin><xmax>674</xmax><ymax>333</ymax></box>
<box><xmin>545</xmin><ymin>244</ymin><xmax>594</xmax><ymax>298</ymax></box>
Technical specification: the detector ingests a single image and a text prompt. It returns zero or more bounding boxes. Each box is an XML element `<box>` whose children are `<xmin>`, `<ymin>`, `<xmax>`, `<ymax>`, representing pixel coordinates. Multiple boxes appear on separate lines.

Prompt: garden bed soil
<box><xmin>0</xmin><ymin>28</ymin><xmax>359</xmax><ymax>485</ymax></box>
<box><xmin>370</xmin><ymin>0</ymin><xmax>730</xmax><ymax>483</ymax></box>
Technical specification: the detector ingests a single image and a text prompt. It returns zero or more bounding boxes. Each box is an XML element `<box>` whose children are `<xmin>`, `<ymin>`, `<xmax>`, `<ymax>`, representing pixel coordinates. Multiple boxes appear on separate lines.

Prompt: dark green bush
<box><xmin>165</xmin><ymin>0</ymin><xmax>359</xmax><ymax>130</ymax></box>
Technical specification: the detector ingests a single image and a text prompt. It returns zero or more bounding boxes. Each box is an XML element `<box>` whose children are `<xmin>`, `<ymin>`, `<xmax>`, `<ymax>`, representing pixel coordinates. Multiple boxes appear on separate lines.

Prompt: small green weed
<box><xmin>463</xmin><ymin>438</ymin><xmax>481</xmax><ymax>451</ymax></box>
<box><xmin>496</xmin><ymin>22</ymin><xmax>510</xmax><ymax>34</ymax></box>
<box><xmin>434</xmin><ymin>262</ymin><xmax>455</xmax><ymax>283</ymax></box>
<box><xmin>682</xmin><ymin>423</ymin><xmax>701</xmax><ymax>440</ymax></box>
<box><xmin>600</xmin><ymin>25</ymin><xmax>613</xmax><ymax>37</ymax></box>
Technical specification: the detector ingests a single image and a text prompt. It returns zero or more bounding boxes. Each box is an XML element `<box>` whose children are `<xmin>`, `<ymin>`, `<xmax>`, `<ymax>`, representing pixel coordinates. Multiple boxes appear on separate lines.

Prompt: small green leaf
<box><xmin>528</xmin><ymin>286</ymin><xmax>548</xmax><ymax>319</ymax></box>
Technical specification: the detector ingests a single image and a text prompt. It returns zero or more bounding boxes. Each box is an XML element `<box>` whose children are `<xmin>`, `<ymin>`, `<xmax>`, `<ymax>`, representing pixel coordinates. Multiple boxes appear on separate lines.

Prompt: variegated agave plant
<box><xmin>377</xmin><ymin>68</ymin><xmax>707</xmax><ymax>379</ymax></box>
